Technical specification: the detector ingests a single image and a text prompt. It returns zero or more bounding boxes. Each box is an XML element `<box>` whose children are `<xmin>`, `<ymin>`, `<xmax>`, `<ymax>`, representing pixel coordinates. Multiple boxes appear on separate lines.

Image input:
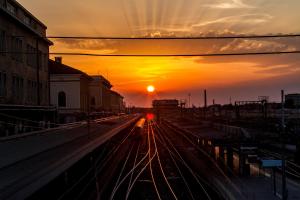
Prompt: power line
<box><xmin>47</xmin><ymin>51</ymin><xmax>300</xmax><ymax>57</ymax></box>
<box><xmin>2</xmin><ymin>50</ymin><xmax>300</xmax><ymax>57</ymax></box>
<box><xmin>45</xmin><ymin>33</ymin><xmax>300</xmax><ymax>40</ymax></box>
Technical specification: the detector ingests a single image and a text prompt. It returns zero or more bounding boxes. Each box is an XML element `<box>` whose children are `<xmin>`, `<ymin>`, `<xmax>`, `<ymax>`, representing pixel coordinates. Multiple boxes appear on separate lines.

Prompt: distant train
<box><xmin>132</xmin><ymin>118</ymin><xmax>146</xmax><ymax>140</ymax></box>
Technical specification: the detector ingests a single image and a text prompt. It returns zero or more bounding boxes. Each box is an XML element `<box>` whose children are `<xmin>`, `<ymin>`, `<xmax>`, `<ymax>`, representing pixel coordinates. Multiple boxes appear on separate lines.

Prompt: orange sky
<box><xmin>19</xmin><ymin>0</ymin><xmax>300</xmax><ymax>106</ymax></box>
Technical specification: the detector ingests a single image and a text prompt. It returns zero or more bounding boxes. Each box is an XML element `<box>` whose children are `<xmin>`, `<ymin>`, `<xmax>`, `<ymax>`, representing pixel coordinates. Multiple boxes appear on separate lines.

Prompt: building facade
<box><xmin>0</xmin><ymin>0</ymin><xmax>52</xmax><ymax>106</ymax></box>
<box><xmin>0</xmin><ymin>0</ymin><xmax>55</xmax><ymax>136</ymax></box>
<box><xmin>110</xmin><ymin>90</ymin><xmax>124</xmax><ymax>113</ymax></box>
<box><xmin>89</xmin><ymin>75</ymin><xmax>112</xmax><ymax>112</ymax></box>
<box><xmin>49</xmin><ymin>59</ymin><xmax>90</xmax><ymax>123</ymax></box>
<box><xmin>50</xmin><ymin>58</ymin><xmax>125</xmax><ymax>122</ymax></box>
<box><xmin>152</xmin><ymin>99</ymin><xmax>179</xmax><ymax>109</ymax></box>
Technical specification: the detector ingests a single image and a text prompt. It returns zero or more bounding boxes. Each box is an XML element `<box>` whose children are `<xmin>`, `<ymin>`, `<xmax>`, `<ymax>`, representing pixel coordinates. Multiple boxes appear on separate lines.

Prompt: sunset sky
<box><xmin>18</xmin><ymin>0</ymin><xmax>300</xmax><ymax>107</ymax></box>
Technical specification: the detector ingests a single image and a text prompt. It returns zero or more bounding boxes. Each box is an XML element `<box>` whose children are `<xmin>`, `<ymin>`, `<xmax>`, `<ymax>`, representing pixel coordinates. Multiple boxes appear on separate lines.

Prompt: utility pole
<box><xmin>204</xmin><ymin>90</ymin><xmax>207</xmax><ymax>119</ymax></box>
<box><xmin>281</xmin><ymin>90</ymin><xmax>288</xmax><ymax>200</ymax></box>
<box><xmin>188</xmin><ymin>93</ymin><xmax>191</xmax><ymax>108</ymax></box>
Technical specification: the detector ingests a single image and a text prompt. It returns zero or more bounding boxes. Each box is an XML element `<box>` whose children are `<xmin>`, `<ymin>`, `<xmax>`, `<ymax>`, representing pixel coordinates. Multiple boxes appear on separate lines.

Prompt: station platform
<box><xmin>0</xmin><ymin>115</ymin><xmax>138</xmax><ymax>200</ymax></box>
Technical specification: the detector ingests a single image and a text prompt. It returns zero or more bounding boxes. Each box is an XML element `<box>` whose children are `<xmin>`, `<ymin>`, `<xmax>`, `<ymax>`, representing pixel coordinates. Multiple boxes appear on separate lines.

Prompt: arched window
<box><xmin>58</xmin><ymin>91</ymin><xmax>66</xmax><ymax>107</ymax></box>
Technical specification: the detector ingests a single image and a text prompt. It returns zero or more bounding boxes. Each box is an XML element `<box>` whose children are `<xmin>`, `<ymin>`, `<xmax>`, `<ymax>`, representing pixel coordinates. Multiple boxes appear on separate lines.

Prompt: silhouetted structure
<box><xmin>285</xmin><ymin>93</ymin><xmax>300</xmax><ymax>108</ymax></box>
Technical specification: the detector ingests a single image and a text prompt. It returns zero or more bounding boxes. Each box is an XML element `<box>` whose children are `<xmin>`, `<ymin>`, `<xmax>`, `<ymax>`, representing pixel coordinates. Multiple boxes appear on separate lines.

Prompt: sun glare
<box><xmin>147</xmin><ymin>85</ymin><xmax>155</xmax><ymax>93</ymax></box>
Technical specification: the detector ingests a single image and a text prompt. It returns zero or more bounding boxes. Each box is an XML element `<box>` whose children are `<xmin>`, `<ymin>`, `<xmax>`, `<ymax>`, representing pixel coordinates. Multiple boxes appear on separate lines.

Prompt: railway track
<box><xmin>52</xmin><ymin>118</ymin><xmax>229</xmax><ymax>200</ymax></box>
<box><xmin>56</xmin><ymin>122</ymin><xmax>139</xmax><ymax>200</ymax></box>
<box><xmin>104</xmin><ymin>119</ymin><xmax>223</xmax><ymax>200</ymax></box>
<box><xmin>153</xmin><ymin>121</ymin><xmax>219</xmax><ymax>200</ymax></box>
<box><xmin>260</xmin><ymin>149</ymin><xmax>300</xmax><ymax>179</ymax></box>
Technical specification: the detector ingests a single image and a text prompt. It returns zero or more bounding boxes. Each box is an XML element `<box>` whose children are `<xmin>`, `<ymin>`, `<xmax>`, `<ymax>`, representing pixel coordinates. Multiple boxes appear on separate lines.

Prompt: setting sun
<box><xmin>147</xmin><ymin>85</ymin><xmax>155</xmax><ymax>93</ymax></box>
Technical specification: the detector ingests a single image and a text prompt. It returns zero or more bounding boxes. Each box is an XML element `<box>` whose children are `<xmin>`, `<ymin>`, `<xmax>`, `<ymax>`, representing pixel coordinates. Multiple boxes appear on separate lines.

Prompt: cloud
<box><xmin>254</xmin><ymin>64</ymin><xmax>299</xmax><ymax>74</ymax></box>
<box><xmin>203</xmin><ymin>0</ymin><xmax>254</xmax><ymax>9</ymax></box>
<box><xmin>191</xmin><ymin>14</ymin><xmax>273</xmax><ymax>28</ymax></box>
<box><xmin>219</xmin><ymin>38</ymin><xmax>296</xmax><ymax>53</ymax></box>
<box><xmin>53</xmin><ymin>38</ymin><xmax>118</xmax><ymax>53</ymax></box>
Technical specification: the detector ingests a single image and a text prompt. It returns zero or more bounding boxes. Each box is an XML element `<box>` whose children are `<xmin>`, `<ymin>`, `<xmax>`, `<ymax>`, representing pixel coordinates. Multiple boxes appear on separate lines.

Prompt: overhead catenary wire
<box><xmin>2</xmin><ymin>50</ymin><xmax>300</xmax><ymax>57</ymax></box>
<box><xmin>45</xmin><ymin>33</ymin><xmax>300</xmax><ymax>40</ymax></box>
<box><xmin>3</xmin><ymin>33</ymin><xmax>300</xmax><ymax>57</ymax></box>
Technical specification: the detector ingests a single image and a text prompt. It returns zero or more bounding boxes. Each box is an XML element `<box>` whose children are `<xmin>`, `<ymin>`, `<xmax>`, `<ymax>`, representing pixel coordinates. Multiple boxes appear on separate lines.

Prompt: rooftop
<box><xmin>49</xmin><ymin>59</ymin><xmax>91</xmax><ymax>79</ymax></box>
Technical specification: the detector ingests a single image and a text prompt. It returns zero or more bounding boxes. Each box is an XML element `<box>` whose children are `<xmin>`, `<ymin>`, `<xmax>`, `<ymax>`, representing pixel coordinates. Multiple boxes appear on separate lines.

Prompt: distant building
<box><xmin>50</xmin><ymin>58</ymin><xmax>125</xmax><ymax>122</ymax></box>
<box><xmin>89</xmin><ymin>75</ymin><xmax>112</xmax><ymax>112</ymax></box>
<box><xmin>0</xmin><ymin>0</ymin><xmax>53</xmax><ymax>106</ymax></box>
<box><xmin>49</xmin><ymin>58</ymin><xmax>91</xmax><ymax>123</ymax></box>
<box><xmin>285</xmin><ymin>93</ymin><xmax>300</xmax><ymax>108</ymax></box>
<box><xmin>110</xmin><ymin>90</ymin><xmax>124</xmax><ymax>113</ymax></box>
<box><xmin>152</xmin><ymin>99</ymin><xmax>179</xmax><ymax>109</ymax></box>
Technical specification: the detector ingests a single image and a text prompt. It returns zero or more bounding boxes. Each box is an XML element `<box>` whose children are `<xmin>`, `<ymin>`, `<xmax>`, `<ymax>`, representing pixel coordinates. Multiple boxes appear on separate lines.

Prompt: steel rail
<box><xmin>150</xmin><ymin>122</ymin><xmax>178</xmax><ymax>200</ymax></box>
<box><xmin>154</xmin><ymin>122</ymin><xmax>207</xmax><ymax>199</ymax></box>
<box><xmin>155</xmin><ymin>122</ymin><xmax>212</xmax><ymax>200</ymax></box>
<box><xmin>57</xmin><ymin>124</ymin><xmax>137</xmax><ymax>200</ymax></box>
<box><xmin>110</xmin><ymin>145</ymin><xmax>135</xmax><ymax>200</ymax></box>
<box><xmin>260</xmin><ymin>149</ymin><xmax>300</xmax><ymax>178</ymax></box>
<box><xmin>125</xmin><ymin>143</ymin><xmax>141</xmax><ymax>200</ymax></box>
<box><xmin>123</xmin><ymin>122</ymin><xmax>160</xmax><ymax>198</ymax></box>
<box><xmin>153</xmin><ymin>123</ymin><xmax>196</xmax><ymax>200</ymax></box>
<box><xmin>110</xmin><ymin>122</ymin><xmax>154</xmax><ymax>199</ymax></box>
<box><xmin>162</xmin><ymin>120</ymin><xmax>253</xmax><ymax>198</ymax></box>
<box><xmin>163</xmin><ymin>120</ymin><xmax>237</xmax><ymax>181</ymax></box>
<box><xmin>148</xmin><ymin>122</ymin><xmax>162</xmax><ymax>200</ymax></box>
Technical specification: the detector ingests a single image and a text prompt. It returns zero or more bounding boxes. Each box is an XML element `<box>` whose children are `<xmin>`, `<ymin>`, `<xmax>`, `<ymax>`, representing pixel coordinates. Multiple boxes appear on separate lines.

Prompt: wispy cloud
<box><xmin>219</xmin><ymin>39</ymin><xmax>296</xmax><ymax>53</ymax></box>
<box><xmin>54</xmin><ymin>39</ymin><xmax>117</xmax><ymax>51</ymax></box>
<box><xmin>203</xmin><ymin>0</ymin><xmax>254</xmax><ymax>9</ymax></box>
<box><xmin>191</xmin><ymin>14</ymin><xmax>273</xmax><ymax>28</ymax></box>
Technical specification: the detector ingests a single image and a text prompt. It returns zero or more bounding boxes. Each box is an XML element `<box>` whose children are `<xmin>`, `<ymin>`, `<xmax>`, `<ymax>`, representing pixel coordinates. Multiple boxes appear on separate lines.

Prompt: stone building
<box><xmin>0</xmin><ymin>0</ymin><xmax>53</xmax><ymax>106</ymax></box>
<box><xmin>89</xmin><ymin>75</ymin><xmax>112</xmax><ymax>112</ymax></box>
<box><xmin>49</xmin><ymin>59</ymin><xmax>91</xmax><ymax>123</ymax></box>
<box><xmin>110</xmin><ymin>90</ymin><xmax>124</xmax><ymax>113</ymax></box>
<box><xmin>0</xmin><ymin>0</ymin><xmax>55</xmax><ymax>136</ymax></box>
<box><xmin>49</xmin><ymin>58</ymin><xmax>125</xmax><ymax>122</ymax></box>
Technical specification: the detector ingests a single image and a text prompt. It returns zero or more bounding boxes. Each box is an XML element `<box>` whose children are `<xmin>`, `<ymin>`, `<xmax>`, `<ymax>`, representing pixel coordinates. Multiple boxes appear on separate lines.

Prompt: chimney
<box><xmin>55</xmin><ymin>57</ymin><xmax>62</xmax><ymax>64</ymax></box>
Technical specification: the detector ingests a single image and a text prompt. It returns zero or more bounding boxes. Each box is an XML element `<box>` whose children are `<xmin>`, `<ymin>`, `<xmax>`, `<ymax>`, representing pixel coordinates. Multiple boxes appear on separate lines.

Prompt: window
<box><xmin>12</xmin><ymin>75</ymin><xmax>24</xmax><ymax>101</ymax></box>
<box><xmin>33</xmin><ymin>81</ymin><xmax>37</xmax><ymax>102</ymax></box>
<box><xmin>26</xmin><ymin>44</ymin><xmax>35</xmax><ymax>67</ymax></box>
<box><xmin>27</xmin><ymin>80</ymin><xmax>31</xmax><ymax>102</ymax></box>
<box><xmin>7</xmin><ymin>2</ymin><xmax>16</xmax><ymax>15</ymax></box>
<box><xmin>0</xmin><ymin>72</ymin><xmax>6</xmax><ymax>97</ymax></box>
<box><xmin>1</xmin><ymin>0</ymin><xmax>6</xmax><ymax>8</ymax></box>
<box><xmin>58</xmin><ymin>91</ymin><xmax>66</xmax><ymax>107</ymax></box>
<box><xmin>0</xmin><ymin>30</ymin><xmax>5</xmax><ymax>56</ymax></box>
<box><xmin>39</xmin><ymin>83</ymin><xmax>42</xmax><ymax>102</ymax></box>
<box><xmin>38</xmin><ymin>50</ymin><xmax>43</xmax><ymax>70</ymax></box>
<box><xmin>11</xmin><ymin>37</ymin><xmax>23</xmax><ymax>62</ymax></box>
<box><xmin>26</xmin><ymin>44</ymin><xmax>42</xmax><ymax>69</ymax></box>
<box><xmin>24</xmin><ymin>15</ymin><xmax>31</xmax><ymax>26</ymax></box>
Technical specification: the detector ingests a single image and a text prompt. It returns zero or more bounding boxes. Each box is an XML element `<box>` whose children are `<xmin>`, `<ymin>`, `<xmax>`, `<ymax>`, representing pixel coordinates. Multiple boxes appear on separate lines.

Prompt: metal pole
<box><xmin>35</xmin><ymin>39</ymin><xmax>40</xmax><ymax>106</ymax></box>
<box><xmin>188</xmin><ymin>93</ymin><xmax>191</xmax><ymax>109</ymax></box>
<box><xmin>273</xmin><ymin>168</ymin><xmax>276</xmax><ymax>195</ymax></box>
<box><xmin>281</xmin><ymin>90</ymin><xmax>287</xmax><ymax>200</ymax></box>
<box><xmin>204</xmin><ymin>90</ymin><xmax>207</xmax><ymax>119</ymax></box>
